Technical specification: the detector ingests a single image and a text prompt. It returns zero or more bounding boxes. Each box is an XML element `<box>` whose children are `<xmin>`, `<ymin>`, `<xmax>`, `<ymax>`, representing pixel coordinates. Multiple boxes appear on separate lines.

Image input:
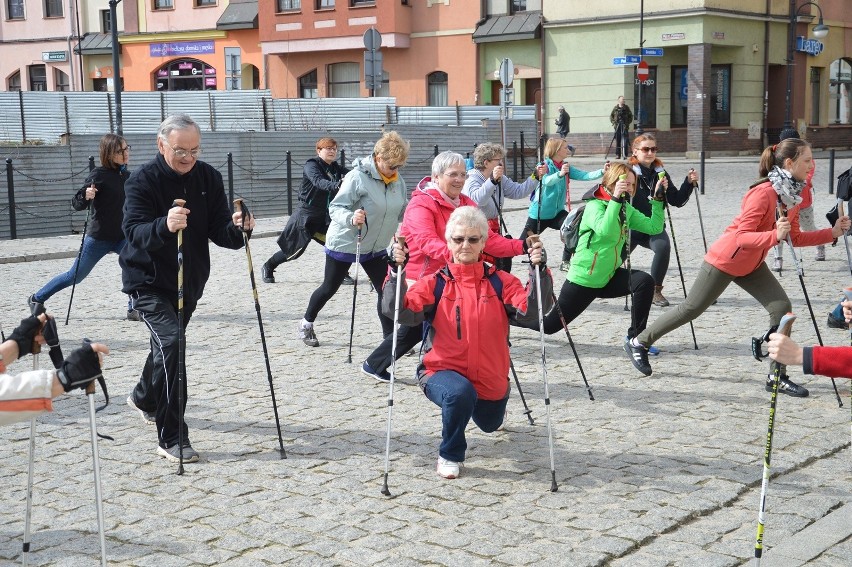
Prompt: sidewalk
<box><xmin>0</xmin><ymin>158</ymin><xmax>850</xmax><ymax>566</ymax></box>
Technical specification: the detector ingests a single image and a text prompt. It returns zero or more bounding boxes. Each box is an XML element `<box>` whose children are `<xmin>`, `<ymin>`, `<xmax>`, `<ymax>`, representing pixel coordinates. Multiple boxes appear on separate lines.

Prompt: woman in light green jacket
<box><xmin>298</xmin><ymin>131</ymin><xmax>409</xmax><ymax>347</ymax></box>
<box><xmin>535</xmin><ymin>162</ymin><xmax>664</xmax><ymax>342</ymax></box>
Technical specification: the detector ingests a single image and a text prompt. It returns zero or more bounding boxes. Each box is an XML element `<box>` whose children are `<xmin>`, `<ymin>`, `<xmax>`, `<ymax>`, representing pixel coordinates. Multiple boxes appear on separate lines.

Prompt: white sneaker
<box><xmin>298</xmin><ymin>320</ymin><xmax>319</xmax><ymax>347</ymax></box>
<box><xmin>772</xmin><ymin>257</ymin><xmax>783</xmax><ymax>272</ymax></box>
<box><xmin>436</xmin><ymin>456</ymin><xmax>460</xmax><ymax>479</ymax></box>
<box><xmin>815</xmin><ymin>245</ymin><xmax>826</xmax><ymax>261</ymax></box>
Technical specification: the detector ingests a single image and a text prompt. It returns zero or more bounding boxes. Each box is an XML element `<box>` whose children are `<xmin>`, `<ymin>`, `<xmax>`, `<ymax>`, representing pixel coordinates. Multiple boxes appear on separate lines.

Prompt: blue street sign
<box><xmin>625</xmin><ymin>55</ymin><xmax>641</xmax><ymax>64</ymax></box>
<box><xmin>642</xmin><ymin>48</ymin><xmax>664</xmax><ymax>57</ymax></box>
<box><xmin>612</xmin><ymin>57</ymin><xmax>627</xmax><ymax>65</ymax></box>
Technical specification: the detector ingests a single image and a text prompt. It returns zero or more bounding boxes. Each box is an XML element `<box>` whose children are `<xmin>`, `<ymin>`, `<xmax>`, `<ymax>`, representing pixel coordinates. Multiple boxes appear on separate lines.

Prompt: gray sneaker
<box><xmin>298</xmin><ymin>321</ymin><xmax>319</xmax><ymax>347</ymax></box>
<box><xmin>157</xmin><ymin>443</ymin><xmax>199</xmax><ymax>463</ymax></box>
<box><xmin>127</xmin><ymin>395</ymin><xmax>156</xmax><ymax>425</ymax></box>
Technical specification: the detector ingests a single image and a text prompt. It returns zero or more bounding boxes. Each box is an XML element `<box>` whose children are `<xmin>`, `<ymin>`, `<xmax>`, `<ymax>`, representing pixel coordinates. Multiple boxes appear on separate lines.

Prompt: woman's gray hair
<box><xmin>431</xmin><ymin>151</ymin><xmax>466</xmax><ymax>177</ymax></box>
<box><xmin>158</xmin><ymin>114</ymin><xmax>200</xmax><ymax>142</ymax></box>
<box><xmin>473</xmin><ymin>143</ymin><xmax>505</xmax><ymax>170</ymax></box>
<box><xmin>445</xmin><ymin>206</ymin><xmax>489</xmax><ymax>243</ymax></box>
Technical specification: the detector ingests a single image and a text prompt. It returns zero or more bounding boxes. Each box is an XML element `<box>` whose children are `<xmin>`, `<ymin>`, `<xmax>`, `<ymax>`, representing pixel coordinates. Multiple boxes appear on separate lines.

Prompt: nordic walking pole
<box><xmin>550</xmin><ymin>298</ymin><xmax>594</xmax><ymax>401</ymax></box>
<box><xmin>754</xmin><ymin>312</ymin><xmax>796</xmax><ymax>566</ymax></box>
<box><xmin>22</xmin><ymin>345</ymin><xmax>40</xmax><ymax>567</ymax></box>
<box><xmin>22</xmin><ymin>306</ymin><xmax>47</xmax><ymax>566</ymax></box>
<box><xmin>173</xmin><ymin>198</ymin><xmax>187</xmax><ymax>475</ymax></box>
<box><xmin>508</xmin><ymin>355</ymin><xmax>534</xmax><ymax>424</ymax></box>
<box><xmin>233</xmin><ymin>199</ymin><xmax>286</xmax><ymax>459</ymax></box>
<box><xmin>778</xmin><ymin>204</ymin><xmax>843</xmax><ymax>407</ymax></box>
<box><xmin>690</xmin><ymin>169</ymin><xmax>708</xmax><ymax>253</ymax></box>
<box><xmin>346</xmin><ymin>215</ymin><xmax>364</xmax><ymax>363</ymax></box>
<box><xmin>527</xmin><ymin>232</ymin><xmax>558</xmax><ymax>492</ymax></box>
<box><xmin>65</xmin><ymin>194</ymin><xmax>93</xmax><ymax>326</ymax></box>
<box><xmin>85</xmin><ymin>376</ymin><xmax>108</xmax><ymax>567</ymax></box>
<box><xmin>660</xmin><ymin>170</ymin><xmax>699</xmax><ymax>350</ymax></box>
<box><xmin>381</xmin><ymin>235</ymin><xmax>405</xmax><ymax>497</ymax></box>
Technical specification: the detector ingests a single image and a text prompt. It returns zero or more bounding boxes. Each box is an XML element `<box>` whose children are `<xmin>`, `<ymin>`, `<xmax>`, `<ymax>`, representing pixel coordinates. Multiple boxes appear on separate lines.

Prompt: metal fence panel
<box><xmin>21</xmin><ymin>92</ymin><xmax>68</xmax><ymax>143</ymax></box>
<box><xmin>0</xmin><ymin>92</ymin><xmax>24</xmax><ymax>142</ymax></box>
<box><xmin>268</xmin><ymin>97</ymin><xmax>393</xmax><ymax>131</ymax></box>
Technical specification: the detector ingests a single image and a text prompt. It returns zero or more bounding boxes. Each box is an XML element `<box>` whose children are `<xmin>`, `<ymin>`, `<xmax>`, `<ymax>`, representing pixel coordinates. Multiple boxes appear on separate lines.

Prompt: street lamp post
<box><xmin>781</xmin><ymin>0</ymin><xmax>828</xmax><ymax>139</ymax></box>
<box><xmin>109</xmin><ymin>0</ymin><xmax>124</xmax><ymax>135</ymax></box>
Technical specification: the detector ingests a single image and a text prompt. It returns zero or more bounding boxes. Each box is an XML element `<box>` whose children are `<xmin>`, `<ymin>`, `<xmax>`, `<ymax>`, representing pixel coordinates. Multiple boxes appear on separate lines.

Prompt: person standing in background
<box><xmin>610</xmin><ymin>96</ymin><xmax>633</xmax><ymax>159</ymax></box>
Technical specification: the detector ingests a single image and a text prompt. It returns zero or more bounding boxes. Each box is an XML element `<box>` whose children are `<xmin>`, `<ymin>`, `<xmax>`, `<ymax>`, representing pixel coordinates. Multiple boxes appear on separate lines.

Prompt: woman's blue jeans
<box><xmin>423</xmin><ymin>370</ymin><xmax>509</xmax><ymax>462</ymax></box>
<box><xmin>35</xmin><ymin>236</ymin><xmax>126</xmax><ymax>302</ymax></box>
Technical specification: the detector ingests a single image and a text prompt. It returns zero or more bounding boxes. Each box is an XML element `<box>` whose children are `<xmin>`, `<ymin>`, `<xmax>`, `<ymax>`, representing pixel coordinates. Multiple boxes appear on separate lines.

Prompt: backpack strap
<box><xmin>422</xmin><ymin>264</ymin><xmax>504</xmax><ymax>344</ymax></box>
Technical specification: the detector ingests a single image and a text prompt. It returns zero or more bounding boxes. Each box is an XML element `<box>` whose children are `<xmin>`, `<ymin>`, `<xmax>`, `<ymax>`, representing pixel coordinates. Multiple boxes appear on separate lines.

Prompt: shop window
<box><xmin>328</xmin><ymin>62</ymin><xmax>359</xmax><ymax>98</ymax></box>
<box><xmin>154</xmin><ymin>0</ymin><xmax>174</xmax><ymax>10</ymax></box>
<box><xmin>670</xmin><ymin>65</ymin><xmax>730</xmax><ymax>127</ymax></box>
<box><xmin>810</xmin><ymin>67</ymin><xmax>821</xmax><ymax>125</ymax></box>
<box><xmin>225</xmin><ymin>47</ymin><xmax>241</xmax><ymax>90</ymax></box>
<box><xmin>7</xmin><ymin>70</ymin><xmax>21</xmax><ymax>91</ymax></box>
<box><xmin>829</xmin><ymin>58</ymin><xmax>852</xmax><ymax>125</ymax></box>
<box><xmin>154</xmin><ymin>58</ymin><xmax>217</xmax><ymax>91</ymax></box>
<box><xmin>44</xmin><ymin>0</ymin><xmax>62</xmax><ymax>17</ymax></box>
<box><xmin>427</xmin><ymin>71</ymin><xmax>448</xmax><ymax>106</ymax></box>
<box><xmin>54</xmin><ymin>68</ymin><xmax>69</xmax><ymax>91</ymax></box>
<box><xmin>316</xmin><ymin>0</ymin><xmax>334</xmax><ymax>8</ymax></box>
<box><xmin>277</xmin><ymin>0</ymin><xmax>300</xmax><ymax>11</ymax></box>
<box><xmin>300</xmin><ymin>69</ymin><xmax>318</xmax><ymax>98</ymax></box>
<box><xmin>632</xmin><ymin>66</ymin><xmax>656</xmax><ymax>128</ymax></box>
<box><xmin>29</xmin><ymin>65</ymin><xmax>46</xmax><ymax>91</ymax></box>
<box><xmin>6</xmin><ymin>0</ymin><xmax>24</xmax><ymax>19</ymax></box>
<box><xmin>101</xmin><ymin>9</ymin><xmax>111</xmax><ymax>33</ymax></box>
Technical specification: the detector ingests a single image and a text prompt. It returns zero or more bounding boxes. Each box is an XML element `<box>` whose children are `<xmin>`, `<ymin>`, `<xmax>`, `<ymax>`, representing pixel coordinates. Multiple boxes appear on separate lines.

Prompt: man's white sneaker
<box><xmin>436</xmin><ymin>456</ymin><xmax>460</xmax><ymax>479</ymax></box>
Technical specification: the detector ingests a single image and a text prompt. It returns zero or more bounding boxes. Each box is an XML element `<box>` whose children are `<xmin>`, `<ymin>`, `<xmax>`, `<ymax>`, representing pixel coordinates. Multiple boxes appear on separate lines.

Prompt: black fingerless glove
<box><xmin>386</xmin><ymin>248</ymin><xmax>409</xmax><ymax>268</ymax></box>
<box><xmin>57</xmin><ymin>345</ymin><xmax>102</xmax><ymax>392</ymax></box>
<box><xmin>9</xmin><ymin>316</ymin><xmax>42</xmax><ymax>359</ymax></box>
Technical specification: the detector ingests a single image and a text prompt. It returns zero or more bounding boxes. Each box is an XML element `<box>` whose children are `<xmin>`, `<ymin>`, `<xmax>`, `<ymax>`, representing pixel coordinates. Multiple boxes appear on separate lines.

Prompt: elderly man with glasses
<box><xmin>120</xmin><ymin>114</ymin><xmax>255</xmax><ymax>464</ymax></box>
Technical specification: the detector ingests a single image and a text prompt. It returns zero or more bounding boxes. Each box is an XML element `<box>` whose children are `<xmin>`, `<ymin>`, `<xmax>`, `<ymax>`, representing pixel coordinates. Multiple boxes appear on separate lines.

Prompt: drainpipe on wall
<box><xmin>761</xmin><ymin>0</ymin><xmax>771</xmax><ymax>147</ymax></box>
<box><xmin>474</xmin><ymin>0</ymin><xmax>487</xmax><ymax>105</ymax></box>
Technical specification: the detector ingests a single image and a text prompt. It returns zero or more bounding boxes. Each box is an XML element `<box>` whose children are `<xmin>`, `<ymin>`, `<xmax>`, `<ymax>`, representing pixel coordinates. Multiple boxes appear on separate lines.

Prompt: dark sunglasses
<box><xmin>638</xmin><ymin>146</ymin><xmax>658</xmax><ymax>153</ymax></box>
<box><xmin>450</xmin><ymin>236</ymin><xmax>482</xmax><ymax>245</ymax></box>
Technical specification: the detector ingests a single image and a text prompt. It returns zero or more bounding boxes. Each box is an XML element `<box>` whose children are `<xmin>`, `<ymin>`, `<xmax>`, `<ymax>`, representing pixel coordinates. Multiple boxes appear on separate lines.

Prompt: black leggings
<box><xmin>305</xmin><ymin>254</ymin><xmax>393</xmax><ymax>336</ymax></box>
<box><xmin>542</xmin><ymin>268</ymin><xmax>655</xmax><ymax>338</ymax></box>
<box><xmin>629</xmin><ymin>230</ymin><xmax>671</xmax><ymax>286</ymax></box>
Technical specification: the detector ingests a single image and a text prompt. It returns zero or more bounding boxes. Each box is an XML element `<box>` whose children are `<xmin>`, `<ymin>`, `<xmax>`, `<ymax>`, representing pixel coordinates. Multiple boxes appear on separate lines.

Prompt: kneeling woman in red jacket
<box><xmin>382</xmin><ymin>206</ymin><xmax>553</xmax><ymax>480</ymax></box>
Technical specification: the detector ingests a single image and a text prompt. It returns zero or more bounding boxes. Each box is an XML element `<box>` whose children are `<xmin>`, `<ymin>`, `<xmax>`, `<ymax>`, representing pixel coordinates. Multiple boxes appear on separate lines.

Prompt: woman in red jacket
<box><xmin>361</xmin><ymin>151</ymin><xmax>530</xmax><ymax>382</ymax></box>
<box><xmin>625</xmin><ymin>138</ymin><xmax>851</xmax><ymax>398</ymax></box>
<box><xmin>383</xmin><ymin>206</ymin><xmax>552</xmax><ymax>479</ymax></box>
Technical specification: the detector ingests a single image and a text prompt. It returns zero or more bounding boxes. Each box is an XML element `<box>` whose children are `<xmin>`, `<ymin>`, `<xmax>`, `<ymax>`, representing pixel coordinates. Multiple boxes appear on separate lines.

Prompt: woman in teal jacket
<box><xmin>522</xmin><ymin>137</ymin><xmax>605</xmax><ymax>270</ymax></box>
<box><xmin>537</xmin><ymin>162</ymin><xmax>664</xmax><ymax>340</ymax></box>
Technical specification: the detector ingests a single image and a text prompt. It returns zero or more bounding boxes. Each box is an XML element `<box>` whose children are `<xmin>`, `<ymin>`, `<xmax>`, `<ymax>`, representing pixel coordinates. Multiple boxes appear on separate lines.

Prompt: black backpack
<box><xmin>836</xmin><ymin>166</ymin><xmax>852</xmax><ymax>201</ymax></box>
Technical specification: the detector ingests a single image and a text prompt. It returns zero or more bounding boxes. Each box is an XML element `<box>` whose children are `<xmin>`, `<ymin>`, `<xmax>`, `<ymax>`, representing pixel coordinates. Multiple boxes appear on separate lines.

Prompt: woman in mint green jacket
<box><xmin>538</xmin><ymin>162</ymin><xmax>664</xmax><ymax>340</ymax></box>
<box><xmin>522</xmin><ymin>137</ymin><xmax>604</xmax><ymax>269</ymax></box>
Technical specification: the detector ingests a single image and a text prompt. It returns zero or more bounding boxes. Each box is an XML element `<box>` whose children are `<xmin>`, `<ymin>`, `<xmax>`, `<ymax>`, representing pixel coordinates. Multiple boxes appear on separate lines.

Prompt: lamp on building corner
<box><xmin>781</xmin><ymin>0</ymin><xmax>828</xmax><ymax>141</ymax></box>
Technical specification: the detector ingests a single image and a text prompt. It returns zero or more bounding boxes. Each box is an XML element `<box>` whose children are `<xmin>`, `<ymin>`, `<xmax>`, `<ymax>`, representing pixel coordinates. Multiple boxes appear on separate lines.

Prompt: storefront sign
<box><xmin>796</xmin><ymin>36</ymin><xmax>824</xmax><ymax>56</ymax></box>
<box><xmin>662</xmin><ymin>33</ymin><xmax>685</xmax><ymax>41</ymax></box>
<box><xmin>150</xmin><ymin>41</ymin><xmax>215</xmax><ymax>57</ymax></box>
<box><xmin>42</xmin><ymin>51</ymin><xmax>67</xmax><ymax>62</ymax></box>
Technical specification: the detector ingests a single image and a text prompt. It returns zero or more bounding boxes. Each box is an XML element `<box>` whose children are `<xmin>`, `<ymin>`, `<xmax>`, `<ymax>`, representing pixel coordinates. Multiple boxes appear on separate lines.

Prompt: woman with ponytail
<box><xmin>627</xmin><ymin>133</ymin><xmax>698</xmax><ymax>307</ymax></box>
<box><xmin>624</xmin><ymin>138</ymin><xmax>851</xmax><ymax>399</ymax></box>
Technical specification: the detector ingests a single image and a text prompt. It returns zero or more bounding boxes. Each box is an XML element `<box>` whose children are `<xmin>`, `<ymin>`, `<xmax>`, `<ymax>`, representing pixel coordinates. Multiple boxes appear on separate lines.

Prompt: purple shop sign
<box><xmin>150</xmin><ymin>41</ymin><xmax>215</xmax><ymax>57</ymax></box>
<box><xmin>205</xmin><ymin>78</ymin><xmax>216</xmax><ymax>86</ymax></box>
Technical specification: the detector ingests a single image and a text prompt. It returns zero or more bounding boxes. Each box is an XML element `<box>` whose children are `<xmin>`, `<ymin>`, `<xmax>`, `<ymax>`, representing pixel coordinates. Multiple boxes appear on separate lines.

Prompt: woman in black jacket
<box><xmin>28</xmin><ymin>133</ymin><xmax>134</xmax><ymax>318</ymax></box>
<box><xmin>261</xmin><ymin>137</ymin><xmax>351</xmax><ymax>283</ymax></box>
<box><xmin>627</xmin><ymin>133</ymin><xmax>698</xmax><ymax>307</ymax></box>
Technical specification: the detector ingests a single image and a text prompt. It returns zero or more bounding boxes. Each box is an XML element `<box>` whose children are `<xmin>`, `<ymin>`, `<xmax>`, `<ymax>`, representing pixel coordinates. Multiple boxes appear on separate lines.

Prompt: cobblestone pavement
<box><xmin>1</xmin><ymin>154</ymin><xmax>850</xmax><ymax>566</ymax></box>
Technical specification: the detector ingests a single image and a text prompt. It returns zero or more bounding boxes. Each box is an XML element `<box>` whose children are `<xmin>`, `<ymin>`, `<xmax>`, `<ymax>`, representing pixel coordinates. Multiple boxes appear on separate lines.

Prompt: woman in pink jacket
<box><xmin>624</xmin><ymin>138</ymin><xmax>850</xmax><ymax>398</ymax></box>
<box><xmin>360</xmin><ymin>151</ymin><xmax>532</xmax><ymax>382</ymax></box>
